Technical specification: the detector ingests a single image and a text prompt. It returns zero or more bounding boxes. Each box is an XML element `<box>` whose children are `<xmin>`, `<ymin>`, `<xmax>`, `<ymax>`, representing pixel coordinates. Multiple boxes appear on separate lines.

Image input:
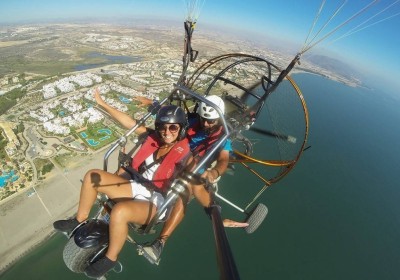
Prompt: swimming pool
<box><xmin>79</xmin><ymin>128</ymin><xmax>113</xmax><ymax>147</ymax></box>
<box><xmin>80</xmin><ymin>132</ymin><xmax>88</xmax><ymax>138</ymax></box>
<box><xmin>0</xmin><ymin>170</ymin><xmax>19</xmax><ymax>188</ymax></box>
<box><xmin>119</xmin><ymin>96</ymin><xmax>131</xmax><ymax>104</ymax></box>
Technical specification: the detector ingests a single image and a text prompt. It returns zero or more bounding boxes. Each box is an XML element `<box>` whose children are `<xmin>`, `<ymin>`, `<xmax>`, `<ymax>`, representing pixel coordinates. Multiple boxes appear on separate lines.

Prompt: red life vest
<box><xmin>131</xmin><ymin>133</ymin><xmax>190</xmax><ymax>191</ymax></box>
<box><xmin>187</xmin><ymin>121</ymin><xmax>224</xmax><ymax>158</ymax></box>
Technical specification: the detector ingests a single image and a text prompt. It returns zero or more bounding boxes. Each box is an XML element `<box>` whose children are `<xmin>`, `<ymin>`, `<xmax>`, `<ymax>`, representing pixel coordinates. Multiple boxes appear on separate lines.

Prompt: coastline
<box><xmin>0</xmin><ymin>147</ymin><xmax>120</xmax><ymax>274</ymax></box>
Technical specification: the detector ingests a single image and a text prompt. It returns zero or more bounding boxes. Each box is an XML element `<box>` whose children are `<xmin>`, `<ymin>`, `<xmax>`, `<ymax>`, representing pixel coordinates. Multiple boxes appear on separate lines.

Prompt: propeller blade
<box><xmin>250</xmin><ymin>127</ymin><xmax>297</xmax><ymax>144</ymax></box>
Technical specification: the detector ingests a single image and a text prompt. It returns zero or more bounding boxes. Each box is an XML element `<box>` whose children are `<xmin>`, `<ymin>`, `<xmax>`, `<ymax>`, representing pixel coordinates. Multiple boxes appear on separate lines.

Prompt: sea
<box><xmin>1</xmin><ymin>73</ymin><xmax>400</xmax><ymax>280</ymax></box>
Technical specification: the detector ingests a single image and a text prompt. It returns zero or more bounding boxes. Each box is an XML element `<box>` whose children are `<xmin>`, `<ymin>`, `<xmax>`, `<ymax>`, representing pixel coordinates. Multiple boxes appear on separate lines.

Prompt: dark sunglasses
<box><xmin>156</xmin><ymin>124</ymin><xmax>180</xmax><ymax>133</ymax></box>
<box><xmin>201</xmin><ymin>117</ymin><xmax>218</xmax><ymax>125</ymax></box>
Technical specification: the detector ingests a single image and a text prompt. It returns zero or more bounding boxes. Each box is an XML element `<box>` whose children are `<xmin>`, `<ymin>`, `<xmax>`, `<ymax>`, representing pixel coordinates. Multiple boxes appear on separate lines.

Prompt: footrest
<box><xmin>136</xmin><ymin>244</ymin><xmax>160</xmax><ymax>265</ymax></box>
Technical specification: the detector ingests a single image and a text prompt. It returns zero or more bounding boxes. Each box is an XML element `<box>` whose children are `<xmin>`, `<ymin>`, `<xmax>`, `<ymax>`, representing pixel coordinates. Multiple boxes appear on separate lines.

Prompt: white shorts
<box><xmin>130</xmin><ymin>180</ymin><xmax>166</xmax><ymax>218</ymax></box>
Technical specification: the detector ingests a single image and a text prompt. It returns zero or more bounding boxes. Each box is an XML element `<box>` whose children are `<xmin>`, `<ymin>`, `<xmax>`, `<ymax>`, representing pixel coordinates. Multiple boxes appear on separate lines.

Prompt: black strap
<box><xmin>118</xmin><ymin>131</ymin><xmax>150</xmax><ymax>168</ymax></box>
<box><xmin>121</xmin><ymin>165</ymin><xmax>160</xmax><ymax>193</ymax></box>
<box><xmin>138</xmin><ymin>149</ymin><xmax>170</xmax><ymax>174</ymax></box>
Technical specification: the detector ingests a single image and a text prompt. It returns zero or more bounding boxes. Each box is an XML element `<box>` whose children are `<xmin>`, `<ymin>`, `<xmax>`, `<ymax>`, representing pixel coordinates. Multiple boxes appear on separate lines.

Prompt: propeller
<box><xmin>249</xmin><ymin>126</ymin><xmax>297</xmax><ymax>144</ymax></box>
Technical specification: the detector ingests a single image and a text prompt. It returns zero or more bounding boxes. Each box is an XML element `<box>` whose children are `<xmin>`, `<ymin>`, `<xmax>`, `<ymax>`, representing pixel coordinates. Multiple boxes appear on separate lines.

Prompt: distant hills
<box><xmin>304</xmin><ymin>54</ymin><xmax>361</xmax><ymax>81</ymax></box>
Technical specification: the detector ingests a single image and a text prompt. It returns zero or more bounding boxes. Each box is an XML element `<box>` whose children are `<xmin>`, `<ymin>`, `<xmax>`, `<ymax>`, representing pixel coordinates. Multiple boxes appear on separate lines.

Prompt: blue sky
<box><xmin>0</xmin><ymin>0</ymin><xmax>399</xmax><ymax>94</ymax></box>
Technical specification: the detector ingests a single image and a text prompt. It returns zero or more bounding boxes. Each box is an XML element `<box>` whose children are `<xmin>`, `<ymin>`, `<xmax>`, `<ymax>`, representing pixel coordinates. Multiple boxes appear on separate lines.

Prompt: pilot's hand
<box><xmin>201</xmin><ymin>169</ymin><xmax>218</xmax><ymax>183</ymax></box>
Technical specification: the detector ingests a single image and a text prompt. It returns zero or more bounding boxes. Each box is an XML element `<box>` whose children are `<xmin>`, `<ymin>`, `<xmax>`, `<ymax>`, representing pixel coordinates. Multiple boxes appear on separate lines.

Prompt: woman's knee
<box><xmin>110</xmin><ymin>203</ymin><xmax>130</xmax><ymax>223</ymax></box>
<box><xmin>83</xmin><ymin>169</ymin><xmax>103</xmax><ymax>186</ymax></box>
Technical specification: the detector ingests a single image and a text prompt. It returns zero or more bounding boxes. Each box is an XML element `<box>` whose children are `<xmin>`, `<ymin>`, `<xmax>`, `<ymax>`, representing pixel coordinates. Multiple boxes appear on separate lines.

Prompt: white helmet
<box><xmin>199</xmin><ymin>95</ymin><xmax>225</xmax><ymax>119</ymax></box>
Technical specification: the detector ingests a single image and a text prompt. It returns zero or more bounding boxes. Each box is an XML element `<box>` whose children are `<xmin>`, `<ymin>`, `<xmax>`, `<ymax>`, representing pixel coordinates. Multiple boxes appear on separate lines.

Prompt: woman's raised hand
<box><xmin>133</xmin><ymin>96</ymin><xmax>153</xmax><ymax>107</ymax></box>
<box><xmin>94</xmin><ymin>88</ymin><xmax>106</xmax><ymax>107</ymax></box>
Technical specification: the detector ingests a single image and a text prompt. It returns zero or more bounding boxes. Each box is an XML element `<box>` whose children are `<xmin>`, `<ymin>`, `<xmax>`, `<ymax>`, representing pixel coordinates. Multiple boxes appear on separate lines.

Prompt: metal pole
<box><xmin>208</xmin><ymin>192</ymin><xmax>240</xmax><ymax>280</ymax></box>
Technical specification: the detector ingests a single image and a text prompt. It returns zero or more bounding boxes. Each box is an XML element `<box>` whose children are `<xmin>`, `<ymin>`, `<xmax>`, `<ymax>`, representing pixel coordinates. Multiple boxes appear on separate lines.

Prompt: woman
<box><xmin>53</xmin><ymin>90</ymin><xmax>190</xmax><ymax>278</ymax></box>
<box><xmin>141</xmin><ymin>95</ymin><xmax>248</xmax><ymax>264</ymax></box>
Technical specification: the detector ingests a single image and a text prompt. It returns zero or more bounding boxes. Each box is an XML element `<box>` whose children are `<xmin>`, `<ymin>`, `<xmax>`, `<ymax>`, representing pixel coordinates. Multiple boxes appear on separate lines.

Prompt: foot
<box><xmin>84</xmin><ymin>256</ymin><xmax>117</xmax><ymax>278</ymax></box>
<box><xmin>140</xmin><ymin>238</ymin><xmax>164</xmax><ymax>264</ymax></box>
<box><xmin>223</xmin><ymin>219</ymin><xmax>249</xmax><ymax>228</ymax></box>
<box><xmin>53</xmin><ymin>218</ymin><xmax>80</xmax><ymax>232</ymax></box>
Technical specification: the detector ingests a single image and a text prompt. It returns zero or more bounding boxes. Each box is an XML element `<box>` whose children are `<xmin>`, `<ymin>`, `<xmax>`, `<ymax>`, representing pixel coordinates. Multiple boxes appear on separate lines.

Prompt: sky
<box><xmin>0</xmin><ymin>0</ymin><xmax>399</xmax><ymax>94</ymax></box>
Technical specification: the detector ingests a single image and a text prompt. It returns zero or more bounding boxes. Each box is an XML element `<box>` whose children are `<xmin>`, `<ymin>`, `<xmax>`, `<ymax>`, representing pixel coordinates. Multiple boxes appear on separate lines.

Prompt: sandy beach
<box><xmin>0</xmin><ymin>148</ymin><xmax>120</xmax><ymax>273</ymax></box>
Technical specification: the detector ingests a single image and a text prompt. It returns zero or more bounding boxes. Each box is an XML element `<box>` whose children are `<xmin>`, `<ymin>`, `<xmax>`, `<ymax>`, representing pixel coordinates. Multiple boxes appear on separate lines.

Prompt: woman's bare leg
<box><xmin>192</xmin><ymin>184</ymin><xmax>211</xmax><ymax>207</ymax></box>
<box><xmin>158</xmin><ymin>198</ymin><xmax>185</xmax><ymax>243</ymax></box>
<box><xmin>156</xmin><ymin>184</ymin><xmax>192</xmax><ymax>243</ymax></box>
<box><xmin>76</xmin><ymin>169</ymin><xmax>133</xmax><ymax>222</ymax></box>
<box><xmin>106</xmin><ymin>200</ymin><xmax>157</xmax><ymax>261</ymax></box>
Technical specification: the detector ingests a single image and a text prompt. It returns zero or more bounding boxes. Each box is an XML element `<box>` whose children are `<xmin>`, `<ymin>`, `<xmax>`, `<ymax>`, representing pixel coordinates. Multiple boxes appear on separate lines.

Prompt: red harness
<box><xmin>187</xmin><ymin>121</ymin><xmax>224</xmax><ymax>158</ymax></box>
<box><xmin>131</xmin><ymin>133</ymin><xmax>190</xmax><ymax>191</ymax></box>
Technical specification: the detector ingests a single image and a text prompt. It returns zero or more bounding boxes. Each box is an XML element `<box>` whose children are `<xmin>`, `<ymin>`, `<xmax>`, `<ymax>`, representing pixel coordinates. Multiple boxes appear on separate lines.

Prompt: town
<box><xmin>0</xmin><ymin>22</ymin><xmax>360</xmax><ymax>201</ymax></box>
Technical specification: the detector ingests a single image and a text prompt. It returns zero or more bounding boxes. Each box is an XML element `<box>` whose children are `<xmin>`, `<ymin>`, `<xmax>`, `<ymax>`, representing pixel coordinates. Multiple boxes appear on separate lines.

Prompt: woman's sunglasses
<box><xmin>201</xmin><ymin>117</ymin><xmax>218</xmax><ymax>125</ymax></box>
<box><xmin>156</xmin><ymin>124</ymin><xmax>180</xmax><ymax>133</ymax></box>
